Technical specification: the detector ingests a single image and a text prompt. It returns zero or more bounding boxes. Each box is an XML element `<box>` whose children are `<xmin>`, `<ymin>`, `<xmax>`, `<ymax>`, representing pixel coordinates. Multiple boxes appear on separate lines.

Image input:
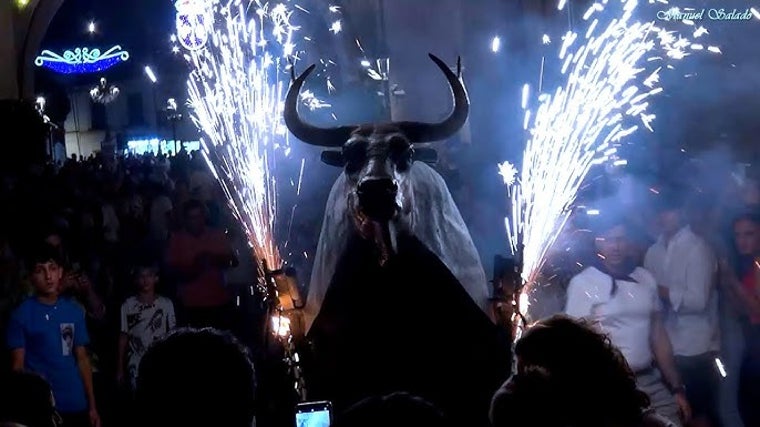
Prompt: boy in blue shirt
<box><xmin>6</xmin><ymin>244</ymin><xmax>100</xmax><ymax>427</ymax></box>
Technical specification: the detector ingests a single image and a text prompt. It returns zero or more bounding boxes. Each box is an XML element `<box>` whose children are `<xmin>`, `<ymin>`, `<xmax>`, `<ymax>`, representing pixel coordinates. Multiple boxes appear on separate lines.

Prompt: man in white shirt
<box><xmin>644</xmin><ymin>197</ymin><xmax>721</xmax><ymax>427</ymax></box>
<box><xmin>566</xmin><ymin>212</ymin><xmax>690</xmax><ymax>426</ymax></box>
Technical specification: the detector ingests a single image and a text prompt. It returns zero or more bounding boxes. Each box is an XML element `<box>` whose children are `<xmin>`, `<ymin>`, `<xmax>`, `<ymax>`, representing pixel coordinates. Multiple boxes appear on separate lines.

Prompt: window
<box><xmin>90</xmin><ymin>101</ymin><xmax>107</xmax><ymax>130</ymax></box>
<box><xmin>127</xmin><ymin>93</ymin><xmax>145</xmax><ymax>126</ymax></box>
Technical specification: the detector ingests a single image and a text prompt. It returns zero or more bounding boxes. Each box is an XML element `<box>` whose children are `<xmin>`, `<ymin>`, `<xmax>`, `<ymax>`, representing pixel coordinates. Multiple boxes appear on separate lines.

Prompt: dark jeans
<box><xmin>60</xmin><ymin>411</ymin><xmax>90</xmax><ymax>427</ymax></box>
<box><xmin>739</xmin><ymin>325</ymin><xmax>760</xmax><ymax>427</ymax></box>
<box><xmin>675</xmin><ymin>352</ymin><xmax>722</xmax><ymax>427</ymax></box>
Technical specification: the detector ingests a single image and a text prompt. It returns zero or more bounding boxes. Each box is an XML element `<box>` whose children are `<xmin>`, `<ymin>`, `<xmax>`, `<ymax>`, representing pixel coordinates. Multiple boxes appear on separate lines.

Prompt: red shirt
<box><xmin>166</xmin><ymin>228</ymin><xmax>233</xmax><ymax>308</ymax></box>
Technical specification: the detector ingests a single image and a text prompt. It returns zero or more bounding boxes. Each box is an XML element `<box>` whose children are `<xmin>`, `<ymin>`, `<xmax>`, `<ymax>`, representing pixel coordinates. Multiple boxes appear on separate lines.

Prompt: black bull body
<box><xmin>285</xmin><ymin>54</ymin><xmax>511</xmax><ymax>426</ymax></box>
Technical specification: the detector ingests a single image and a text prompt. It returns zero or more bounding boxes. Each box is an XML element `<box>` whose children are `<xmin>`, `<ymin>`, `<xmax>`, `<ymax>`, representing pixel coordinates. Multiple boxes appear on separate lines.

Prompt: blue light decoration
<box><xmin>34</xmin><ymin>45</ymin><xmax>130</xmax><ymax>74</ymax></box>
<box><xmin>175</xmin><ymin>0</ymin><xmax>211</xmax><ymax>51</ymax></box>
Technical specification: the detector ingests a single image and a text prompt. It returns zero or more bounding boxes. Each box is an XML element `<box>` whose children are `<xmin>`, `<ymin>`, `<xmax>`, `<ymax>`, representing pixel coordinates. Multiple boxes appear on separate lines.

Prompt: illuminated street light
<box><xmin>35</xmin><ymin>97</ymin><xmax>46</xmax><ymax>114</ymax></box>
<box><xmin>34</xmin><ymin>96</ymin><xmax>50</xmax><ymax>124</ymax></box>
<box><xmin>165</xmin><ymin>98</ymin><xmax>183</xmax><ymax>152</ymax></box>
<box><xmin>491</xmin><ymin>36</ymin><xmax>501</xmax><ymax>53</ymax></box>
<box><xmin>90</xmin><ymin>78</ymin><xmax>120</xmax><ymax>104</ymax></box>
<box><xmin>88</xmin><ymin>21</ymin><xmax>96</xmax><ymax>33</ymax></box>
<box><xmin>144</xmin><ymin>66</ymin><xmax>157</xmax><ymax>83</ymax></box>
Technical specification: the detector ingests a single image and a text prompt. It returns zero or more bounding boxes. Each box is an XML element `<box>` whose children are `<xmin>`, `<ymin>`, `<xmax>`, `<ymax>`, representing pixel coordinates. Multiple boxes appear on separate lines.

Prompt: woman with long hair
<box><xmin>491</xmin><ymin>315</ymin><xmax>675</xmax><ymax>427</ymax></box>
<box><xmin>723</xmin><ymin>210</ymin><xmax>760</xmax><ymax>426</ymax></box>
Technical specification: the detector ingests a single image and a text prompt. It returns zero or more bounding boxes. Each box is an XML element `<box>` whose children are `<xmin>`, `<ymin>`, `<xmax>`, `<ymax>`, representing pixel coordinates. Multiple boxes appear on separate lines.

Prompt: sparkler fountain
<box><xmin>501</xmin><ymin>0</ymin><xmax>720</xmax><ymax>334</ymax></box>
<box><xmin>182</xmin><ymin>0</ymin><xmax>340</xmax><ymax>401</ymax></box>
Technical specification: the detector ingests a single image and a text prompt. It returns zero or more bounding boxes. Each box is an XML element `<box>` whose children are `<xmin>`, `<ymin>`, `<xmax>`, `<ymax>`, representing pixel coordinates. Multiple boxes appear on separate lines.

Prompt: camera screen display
<box><xmin>295</xmin><ymin>401</ymin><xmax>331</xmax><ymax>427</ymax></box>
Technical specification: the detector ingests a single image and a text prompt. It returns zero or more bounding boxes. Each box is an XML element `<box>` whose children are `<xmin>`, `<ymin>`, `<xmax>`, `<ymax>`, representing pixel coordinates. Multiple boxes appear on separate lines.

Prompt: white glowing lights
<box><xmin>185</xmin><ymin>0</ymin><xmax>301</xmax><ymax>271</ymax></box>
<box><xmin>501</xmin><ymin>0</ymin><xmax>719</xmax><ymax>290</ymax></box>
<box><xmin>272</xmin><ymin>314</ymin><xmax>291</xmax><ymax>337</ymax></box>
<box><xmin>35</xmin><ymin>46</ymin><xmax>130</xmax><ymax>74</ymax></box>
<box><xmin>715</xmin><ymin>357</ymin><xmax>727</xmax><ymax>378</ymax></box>
<box><xmin>144</xmin><ymin>66</ymin><xmax>157</xmax><ymax>83</ymax></box>
<box><xmin>125</xmin><ymin>138</ymin><xmax>200</xmax><ymax>155</ymax></box>
<box><xmin>90</xmin><ymin>78</ymin><xmax>120</xmax><ymax>104</ymax></box>
<box><xmin>491</xmin><ymin>36</ymin><xmax>501</xmax><ymax>53</ymax></box>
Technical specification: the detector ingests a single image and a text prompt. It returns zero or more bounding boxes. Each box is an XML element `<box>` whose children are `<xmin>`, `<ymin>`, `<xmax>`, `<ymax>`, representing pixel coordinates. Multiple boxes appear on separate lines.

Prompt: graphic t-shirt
<box><xmin>6</xmin><ymin>297</ymin><xmax>90</xmax><ymax>412</ymax></box>
<box><xmin>120</xmin><ymin>295</ymin><xmax>176</xmax><ymax>387</ymax></box>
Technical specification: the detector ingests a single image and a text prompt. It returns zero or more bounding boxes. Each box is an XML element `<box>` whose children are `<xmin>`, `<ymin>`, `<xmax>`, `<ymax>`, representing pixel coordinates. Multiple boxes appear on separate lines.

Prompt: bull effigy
<box><xmin>284</xmin><ymin>54</ymin><xmax>511</xmax><ymax>426</ymax></box>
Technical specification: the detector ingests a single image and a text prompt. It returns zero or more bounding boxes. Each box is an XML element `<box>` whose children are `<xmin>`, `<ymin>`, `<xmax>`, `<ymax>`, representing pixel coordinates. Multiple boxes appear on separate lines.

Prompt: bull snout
<box><xmin>356</xmin><ymin>177</ymin><xmax>398</xmax><ymax>221</ymax></box>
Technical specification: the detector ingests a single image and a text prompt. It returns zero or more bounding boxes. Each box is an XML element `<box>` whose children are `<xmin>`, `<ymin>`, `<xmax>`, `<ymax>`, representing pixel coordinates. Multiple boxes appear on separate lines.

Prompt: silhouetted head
<box><xmin>0</xmin><ymin>371</ymin><xmax>60</xmax><ymax>427</ymax></box>
<box><xmin>332</xmin><ymin>392</ymin><xmax>449</xmax><ymax>427</ymax></box>
<box><xmin>490</xmin><ymin>366</ymin><xmax>562</xmax><ymax>427</ymax></box>
<box><xmin>136</xmin><ymin>328</ymin><xmax>256</xmax><ymax>427</ymax></box>
<box><xmin>512</xmin><ymin>315</ymin><xmax>649</xmax><ymax>426</ymax></box>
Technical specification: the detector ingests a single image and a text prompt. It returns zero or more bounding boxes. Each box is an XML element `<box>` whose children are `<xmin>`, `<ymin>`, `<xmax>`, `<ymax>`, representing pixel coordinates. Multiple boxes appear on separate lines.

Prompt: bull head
<box><xmin>284</xmin><ymin>54</ymin><xmax>469</xmax><ymax>262</ymax></box>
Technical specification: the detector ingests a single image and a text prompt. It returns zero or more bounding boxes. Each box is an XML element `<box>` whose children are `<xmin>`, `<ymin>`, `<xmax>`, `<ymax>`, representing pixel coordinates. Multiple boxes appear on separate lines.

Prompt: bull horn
<box><xmin>397</xmin><ymin>54</ymin><xmax>470</xmax><ymax>143</ymax></box>
<box><xmin>284</xmin><ymin>64</ymin><xmax>356</xmax><ymax>147</ymax></box>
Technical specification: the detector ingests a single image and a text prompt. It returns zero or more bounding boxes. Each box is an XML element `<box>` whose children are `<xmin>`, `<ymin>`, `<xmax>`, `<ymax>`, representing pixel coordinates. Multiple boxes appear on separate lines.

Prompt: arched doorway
<box><xmin>0</xmin><ymin>0</ymin><xmax>65</xmax><ymax>99</ymax></box>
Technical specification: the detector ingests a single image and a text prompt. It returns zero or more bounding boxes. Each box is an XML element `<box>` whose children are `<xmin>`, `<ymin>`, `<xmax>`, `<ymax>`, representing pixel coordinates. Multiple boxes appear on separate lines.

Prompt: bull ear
<box><xmin>413</xmin><ymin>147</ymin><xmax>438</xmax><ymax>165</ymax></box>
<box><xmin>320</xmin><ymin>150</ymin><xmax>345</xmax><ymax>167</ymax></box>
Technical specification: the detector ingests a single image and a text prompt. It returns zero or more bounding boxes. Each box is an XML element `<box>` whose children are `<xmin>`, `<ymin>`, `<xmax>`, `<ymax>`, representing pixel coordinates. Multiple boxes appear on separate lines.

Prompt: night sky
<box><xmin>33</xmin><ymin>0</ymin><xmax>760</xmax><ymax>156</ymax></box>
<box><xmin>39</xmin><ymin>0</ymin><xmax>179</xmax><ymax>85</ymax></box>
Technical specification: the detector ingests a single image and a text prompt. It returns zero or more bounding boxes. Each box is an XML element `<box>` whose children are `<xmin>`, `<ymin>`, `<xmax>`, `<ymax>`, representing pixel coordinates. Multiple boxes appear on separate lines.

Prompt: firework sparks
<box><xmin>503</xmin><ymin>0</ymin><xmax>718</xmax><ymax>295</ymax></box>
<box><xmin>186</xmin><ymin>0</ymin><xmax>303</xmax><ymax>272</ymax></box>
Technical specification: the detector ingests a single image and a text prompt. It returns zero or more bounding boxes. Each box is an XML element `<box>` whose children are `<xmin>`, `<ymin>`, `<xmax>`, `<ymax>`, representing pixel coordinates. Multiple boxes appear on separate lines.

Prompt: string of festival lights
<box><xmin>500</xmin><ymin>0</ymin><xmax>721</xmax><ymax>318</ymax></box>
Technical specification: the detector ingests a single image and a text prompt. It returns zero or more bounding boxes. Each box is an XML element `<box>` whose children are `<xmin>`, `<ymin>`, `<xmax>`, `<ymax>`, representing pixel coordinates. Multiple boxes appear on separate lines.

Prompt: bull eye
<box><xmin>343</xmin><ymin>139</ymin><xmax>367</xmax><ymax>174</ymax></box>
<box><xmin>388</xmin><ymin>135</ymin><xmax>413</xmax><ymax>170</ymax></box>
<box><xmin>387</xmin><ymin>134</ymin><xmax>411</xmax><ymax>150</ymax></box>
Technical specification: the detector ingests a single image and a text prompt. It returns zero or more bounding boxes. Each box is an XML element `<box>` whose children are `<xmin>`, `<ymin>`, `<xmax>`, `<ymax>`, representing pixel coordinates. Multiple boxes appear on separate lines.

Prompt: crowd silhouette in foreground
<box><xmin>2</xmin><ymin>315</ymin><xmax>681</xmax><ymax>427</ymax></box>
<box><xmin>1</xmin><ymin>150</ymin><xmax>760</xmax><ymax>427</ymax></box>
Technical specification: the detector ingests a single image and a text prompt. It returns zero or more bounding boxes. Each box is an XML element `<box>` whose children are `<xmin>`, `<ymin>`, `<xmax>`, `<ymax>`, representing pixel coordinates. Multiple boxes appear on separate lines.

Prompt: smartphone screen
<box><xmin>295</xmin><ymin>401</ymin><xmax>332</xmax><ymax>427</ymax></box>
